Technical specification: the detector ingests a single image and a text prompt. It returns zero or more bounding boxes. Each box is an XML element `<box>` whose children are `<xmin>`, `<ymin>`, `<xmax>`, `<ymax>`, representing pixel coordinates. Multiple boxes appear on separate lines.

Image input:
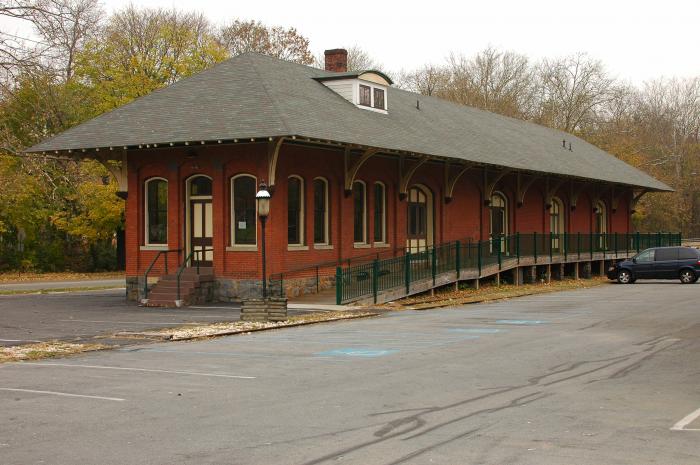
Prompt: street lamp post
<box><xmin>256</xmin><ymin>181</ymin><xmax>271</xmax><ymax>299</ymax></box>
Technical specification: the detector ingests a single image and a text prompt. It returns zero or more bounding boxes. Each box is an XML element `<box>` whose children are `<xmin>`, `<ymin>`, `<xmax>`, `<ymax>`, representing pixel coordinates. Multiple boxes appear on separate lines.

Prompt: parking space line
<box><xmin>671</xmin><ymin>406</ymin><xmax>700</xmax><ymax>431</ymax></box>
<box><xmin>0</xmin><ymin>338</ymin><xmax>42</xmax><ymax>343</ymax></box>
<box><xmin>0</xmin><ymin>388</ymin><xmax>125</xmax><ymax>402</ymax></box>
<box><xmin>22</xmin><ymin>363</ymin><xmax>256</xmax><ymax>379</ymax></box>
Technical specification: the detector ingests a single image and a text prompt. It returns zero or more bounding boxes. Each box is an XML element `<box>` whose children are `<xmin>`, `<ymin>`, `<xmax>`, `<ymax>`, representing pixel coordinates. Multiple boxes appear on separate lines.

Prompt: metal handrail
<box><xmin>175</xmin><ymin>248</ymin><xmax>214</xmax><ymax>302</ymax></box>
<box><xmin>143</xmin><ymin>248</ymin><xmax>181</xmax><ymax>300</ymax></box>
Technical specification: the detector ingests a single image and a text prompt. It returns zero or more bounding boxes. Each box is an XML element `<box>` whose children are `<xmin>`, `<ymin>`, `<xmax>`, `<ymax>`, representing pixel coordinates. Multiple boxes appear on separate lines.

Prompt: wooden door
<box><xmin>190</xmin><ymin>198</ymin><xmax>213</xmax><ymax>267</ymax></box>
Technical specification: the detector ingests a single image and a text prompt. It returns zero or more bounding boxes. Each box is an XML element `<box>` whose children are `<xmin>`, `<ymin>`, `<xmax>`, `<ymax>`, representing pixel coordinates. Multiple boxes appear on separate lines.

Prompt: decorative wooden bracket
<box><xmin>444</xmin><ymin>161</ymin><xmax>473</xmax><ymax>203</ymax></box>
<box><xmin>591</xmin><ymin>184</ymin><xmax>611</xmax><ymax>212</ymax></box>
<box><xmin>398</xmin><ymin>155</ymin><xmax>429</xmax><ymax>199</ymax></box>
<box><xmin>516</xmin><ymin>173</ymin><xmax>540</xmax><ymax>207</ymax></box>
<box><xmin>267</xmin><ymin>137</ymin><xmax>285</xmax><ymax>193</ymax></box>
<box><xmin>630</xmin><ymin>189</ymin><xmax>649</xmax><ymax>214</ymax></box>
<box><xmin>570</xmin><ymin>181</ymin><xmax>588</xmax><ymax>211</ymax></box>
<box><xmin>344</xmin><ymin>146</ymin><xmax>378</xmax><ymax>195</ymax></box>
<box><xmin>544</xmin><ymin>177</ymin><xmax>566</xmax><ymax>210</ymax></box>
<box><xmin>483</xmin><ymin>168</ymin><xmax>511</xmax><ymax>205</ymax></box>
<box><xmin>95</xmin><ymin>149</ymin><xmax>128</xmax><ymax>198</ymax></box>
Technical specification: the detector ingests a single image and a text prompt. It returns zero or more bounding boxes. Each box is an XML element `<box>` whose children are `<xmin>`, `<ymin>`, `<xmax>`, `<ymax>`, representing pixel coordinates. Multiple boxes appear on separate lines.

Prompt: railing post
<box><xmin>316</xmin><ymin>265</ymin><xmax>320</xmax><ymax>293</ymax></box>
<box><xmin>576</xmin><ymin>232</ymin><xmax>580</xmax><ymax>260</ymax></box>
<box><xmin>455</xmin><ymin>240</ymin><xmax>461</xmax><ymax>279</ymax></box>
<box><xmin>589</xmin><ymin>232</ymin><xmax>593</xmax><ymax>258</ymax></box>
<box><xmin>656</xmin><ymin>232</ymin><xmax>661</xmax><ymax>247</ymax></box>
<box><xmin>405</xmin><ymin>251</ymin><xmax>411</xmax><ymax>294</ymax></box>
<box><xmin>614</xmin><ymin>232</ymin><xmax>618</xmax><ymax>258</ymax></box>
<box><xmin>372</xmin><ymin>259</ymin><xmax>379</xmax><ymax>304</ymax></box>
<box><xmin>431</xmin><ymin>246</ymin><xmax>437</xmax><ymax>285</ymax></box>
<box><xmin>563</xmin><ymin>232</ymin><xmax>568</xmax><ymax>261</ymax></box>
<box><xmin>335</xmin><ymin>266</ymin><xmax>342</xmax><ymax>305</ymax></box>
<box><xmin>533</xmin><ymin>232</ymin><xmax>538</xmax><ymax>264</ymax></box>
<box><xmin>549</xmin><ymin>232</ymin><xmax>553</xmax><ymax>263</ymax></box>
<box><xmin>164</xmin><ymin>254</ymin><xmax>168</xmax><ymax>275</ymax></box>
<box><xmin>516</xmin><ymin>232</ymin><xmax>520</xmax><ymax>264</ymax></box>
<box><xmin>477</xmin><ymin>241</ymin><xmax>482</xmax><ymax>277</ymax></box>
<box><xmin>497</xmin><ymin>236</ymin><xmax>502</xmax><ymax>270</ymax></box>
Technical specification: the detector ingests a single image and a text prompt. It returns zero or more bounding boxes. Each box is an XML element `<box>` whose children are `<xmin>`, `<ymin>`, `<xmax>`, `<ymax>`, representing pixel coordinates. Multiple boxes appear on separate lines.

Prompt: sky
<box><xmin>2</xmin><ymin>0</ymin><xmax>699</xmax><ymax>84</ymax></box>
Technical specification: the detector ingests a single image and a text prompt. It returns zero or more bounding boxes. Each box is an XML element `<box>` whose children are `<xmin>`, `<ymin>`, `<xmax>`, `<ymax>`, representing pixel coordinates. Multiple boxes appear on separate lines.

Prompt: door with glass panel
<box><xmin>188</xmin><ymin>176</ymin><xmax>213</xmax><ymax>267</ymax></box>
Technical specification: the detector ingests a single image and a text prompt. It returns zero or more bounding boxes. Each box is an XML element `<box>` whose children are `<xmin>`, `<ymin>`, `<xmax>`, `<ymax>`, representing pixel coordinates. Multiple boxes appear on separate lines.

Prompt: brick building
<box><xmin>27</xmin><ymin>49</ymin><xmax>671</xmax><ymax>303</ymax></box>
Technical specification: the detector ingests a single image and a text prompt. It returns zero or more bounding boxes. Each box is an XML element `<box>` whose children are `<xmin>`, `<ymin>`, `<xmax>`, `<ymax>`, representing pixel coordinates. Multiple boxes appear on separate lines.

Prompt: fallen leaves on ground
<box><xmin>380</xmin><ymin>277</ymin><xmax>609</xmax><ymax>310</ymax></box>
<box><xmin>1</xmin><ymin>342</ymin><xmax>109</xmax><ymax>363</ymax></box>
<box><xmin>119</xmin><ymin>311</ymin><xmax>379</xmax><ymax>341</ymax></box>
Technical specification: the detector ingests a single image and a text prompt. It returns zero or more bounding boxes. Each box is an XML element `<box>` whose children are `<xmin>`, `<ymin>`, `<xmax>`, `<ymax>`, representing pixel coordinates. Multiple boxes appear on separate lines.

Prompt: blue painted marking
<box><xmin>447</xmin><ymin>328</ymin><xmax>503</xmax><ymax>334</ymax></box>
<box><xmin>316</xmin><ymin>348</ymin><xmax>399</xmax><ymax>358</ymax></box>
<box><xmin>495</xmin><ymin>319</ymin><xmax>547</xmax><ymax>325</ymax></box>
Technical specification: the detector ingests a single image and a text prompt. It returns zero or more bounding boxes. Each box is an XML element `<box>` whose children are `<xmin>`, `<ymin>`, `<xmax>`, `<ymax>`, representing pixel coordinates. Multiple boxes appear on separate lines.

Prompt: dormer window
<box><xmin>373</xmin><ymin>88</ymin><xmax>385</xmax><ymax>110</ymax></box>
<box><xmin>359</xmin><ymin>84</ymin><xmax>371</xmax><ymax>106</ymax></box>
<box><xmin>316</xmin><ymin>70</ymin><xmax>392</xmax><ymax>114</ymax></box>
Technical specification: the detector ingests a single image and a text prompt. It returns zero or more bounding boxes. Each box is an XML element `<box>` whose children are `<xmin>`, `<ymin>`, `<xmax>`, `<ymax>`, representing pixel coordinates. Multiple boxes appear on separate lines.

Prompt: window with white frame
<box><xmin>288</xmin><ymin>176</ymin><xmax>304</xmax><ymax>245</ymax></box>
<box><xmin>353</xmin><ymin>181</ymin><xmax>367</xmax><ymax>243</ymax></box>
<box><xmin>145</xmin><ymin>178</ymin><xmax>168</xmax><ymax>245</ymax></box>
<box><xmin>231</xmin><ymin>175</ymin><xmax>256</xmax><ymax>246</ymax></box>
<box><xmin>313</xmin><ymin>178</ymin><xmax>329</xmax><ymax>245</ymax></box>
<box><xmin>374</xmin><ymin>182</ymin><xmax>386</xmax><ymax>243</ymax></box>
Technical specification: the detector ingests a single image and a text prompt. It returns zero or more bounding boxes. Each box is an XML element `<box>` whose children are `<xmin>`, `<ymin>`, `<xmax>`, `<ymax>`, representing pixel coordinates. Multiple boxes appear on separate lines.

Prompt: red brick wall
<box><xmin>125</xmin><ymin>142</ymin><xmax>636</xmax><ymax>278</ymax></box>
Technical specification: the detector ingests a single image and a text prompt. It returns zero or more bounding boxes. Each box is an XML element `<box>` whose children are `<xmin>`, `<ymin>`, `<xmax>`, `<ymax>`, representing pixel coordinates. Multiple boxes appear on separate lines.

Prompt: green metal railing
<box><xmin>142</xmin><ymin>248</ymin><xmax>181</xmax><ymax>300</ymax></box>
<box><xmin>335</xmin><ymin>232</ymin><xmax>681</xmax><ymax>304</ymax></box>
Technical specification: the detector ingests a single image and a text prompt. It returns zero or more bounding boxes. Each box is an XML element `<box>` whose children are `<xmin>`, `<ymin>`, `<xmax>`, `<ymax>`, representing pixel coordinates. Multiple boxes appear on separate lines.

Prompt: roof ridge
<box><xmin>246</xmin><ymin>54</ymin><xmax>293</xmax><ymax>135</ymax></box>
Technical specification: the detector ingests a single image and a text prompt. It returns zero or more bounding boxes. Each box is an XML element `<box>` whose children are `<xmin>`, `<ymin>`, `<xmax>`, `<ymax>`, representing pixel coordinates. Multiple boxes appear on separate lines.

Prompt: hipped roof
<box><xmin>27</xmin><ymin>53</ymin><xmax>670</xmax><ymax>191</ymax></box>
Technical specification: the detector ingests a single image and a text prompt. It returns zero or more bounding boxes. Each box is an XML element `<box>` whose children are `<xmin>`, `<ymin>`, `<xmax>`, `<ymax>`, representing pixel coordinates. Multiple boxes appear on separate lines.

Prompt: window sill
<box><xmin>226</xmin><ymin>245</ymin><xmax>258</xmax><ymax>252</ymax></box>
<box><xmin>140</xmin><ymin>245</ymin><xmax>169</xmax><ymax>251</ymax></box>
<box><xmin>288</xmin><ymin>245</ymin><xmax>309</xmax><ymax>251</ymax></box>
<box><xmin>353</xmin><ymin>243</ymin><xmax>372</xmax><ymax>249</ymax></box>
<box><xmin>374</xmin><ymin>243</ymin><xmax>391</xmax><ymax>248</ymax></box>
<box><xmin>313</xmin><ymin>244</ymin><xmax>334</xmax><ymax>250</ymax></box>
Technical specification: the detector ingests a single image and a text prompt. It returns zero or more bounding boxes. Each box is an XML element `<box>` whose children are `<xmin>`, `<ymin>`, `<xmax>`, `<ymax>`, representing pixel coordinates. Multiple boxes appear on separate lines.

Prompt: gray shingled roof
<box><xmin>26</xmin><ymin>53</ymin><xmax>670</xmax><ymax>191</ymax></box>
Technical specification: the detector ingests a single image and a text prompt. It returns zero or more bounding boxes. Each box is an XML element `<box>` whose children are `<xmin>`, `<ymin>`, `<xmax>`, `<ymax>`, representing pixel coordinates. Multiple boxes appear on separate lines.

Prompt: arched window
<box><xmin>231</xmin><ymin>175</ymin><xmax>256</xmax><ymax>246</ymax></box>
<box><xmin>595</xmin><ymin>201</ymin><xmax>607</xmax><ymax>234</ymax></box>
<box><xmin>374</xmin><ymin>182</ymin><xmax>386</xmax><ymax>243</ymax></box>
<box><xmin>550</xmin><ymin>197</ymin><xmax>565</xmax><ymax>251</ymax></box>
<box><xmin>313</xmin><ymin>177</ymin><xmax>329</xmax><ymax>245</ymax></box>
<box><xmin>595</xmin><ymin>200</ymin><xmax>607</xmax><ymax>250</ymax></box>
<box><xmin>353</xmin><ymin>181</ymin><xmax>367</xmax><ymax>244</ymax></box>
<box><xmin>288</xmin><ymin>176</ymin><xmax>304</xmax><ymax>245</ymax></box>
<box><xmin>145</xmin><ymin>178</ymin><xmax>168</xmax><ymax>245</ymax></box>
<box><xmin>490</xmin><ymin>192</ymin><xmax>508</xmax><ymax>238</ymax></box>
<box><xmin>490</xmin><ymin>192</ymin><xmax>508</xmax><ymax>254</ymax></box>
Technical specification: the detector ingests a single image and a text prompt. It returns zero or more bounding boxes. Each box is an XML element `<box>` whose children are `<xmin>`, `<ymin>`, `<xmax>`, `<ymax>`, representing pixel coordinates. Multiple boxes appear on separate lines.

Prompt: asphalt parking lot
<box><xmin>0</xmin><ymin>289</ymin><xmax>245</xmax><ymax>346</ymax></box>
<box><xmin>1</xmin><ymin>281</ymin><xmax>699</xmax><ymax>464</ymax></box>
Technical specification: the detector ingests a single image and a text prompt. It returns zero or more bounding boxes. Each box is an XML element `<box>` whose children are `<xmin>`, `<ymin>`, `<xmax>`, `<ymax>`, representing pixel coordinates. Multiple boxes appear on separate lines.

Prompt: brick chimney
<box><xmin>324</xmin><ymin>49</ymin><xmax>348</xmax><ymax>73</ymax></box>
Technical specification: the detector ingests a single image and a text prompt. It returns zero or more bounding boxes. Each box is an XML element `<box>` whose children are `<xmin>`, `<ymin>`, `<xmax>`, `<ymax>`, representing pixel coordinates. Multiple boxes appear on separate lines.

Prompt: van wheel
<box><xmin>617</xmin><ymin>269</ymin><xmax>632</xmax><ymax>284</ymax></box>
<box><xmin>679</xmin><ymin>269</ymin><xmax>696</xmax><ymax>284</ymax></box>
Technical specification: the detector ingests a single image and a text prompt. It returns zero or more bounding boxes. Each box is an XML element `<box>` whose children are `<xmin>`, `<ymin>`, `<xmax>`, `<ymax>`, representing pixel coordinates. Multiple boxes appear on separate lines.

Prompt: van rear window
<box><xmin>678</xmin><ymin>248</ymin><xmax>699</xmax><ymax>260</ymax></box>
<box><xmin>655</xmin><ymin>248</ymin><xmax>678</xmax><ymax>261</ymax></box>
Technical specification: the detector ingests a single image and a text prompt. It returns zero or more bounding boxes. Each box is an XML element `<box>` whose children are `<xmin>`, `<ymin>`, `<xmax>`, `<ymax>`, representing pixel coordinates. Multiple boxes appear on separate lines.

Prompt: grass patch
<box><xmin>0</xmin><ymin>285</ymin><xmax>125</xmax><ymax>296</ymax></box>
<box><xmin>0</xmin><ymin>271</ymin><xmax>124</xmax><ymax>284</ymax></box>
<box><xmin>380</xmin><ymin>277</ymin><xmax>609</xmax><ymax>310</ymax></box>
<box><xmin>1</xmin><ymin>341</ymin><xmax>109</xmax><ymax>363</ymax></box>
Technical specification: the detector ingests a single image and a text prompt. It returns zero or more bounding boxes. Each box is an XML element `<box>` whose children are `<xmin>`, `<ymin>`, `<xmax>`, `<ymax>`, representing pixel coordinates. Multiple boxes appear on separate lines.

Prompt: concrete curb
<box><xmin>115</xmin><ymin>312</ymin><xmax>382</xmax><ymax>343</ymax></box>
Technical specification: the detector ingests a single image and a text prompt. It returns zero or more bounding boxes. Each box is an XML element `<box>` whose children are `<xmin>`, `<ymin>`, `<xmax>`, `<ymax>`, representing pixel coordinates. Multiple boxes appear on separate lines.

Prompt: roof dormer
<box><xmin>316</xmin><ymin>48</ymin><xmax>392</xmax><ymax>114</ymax></box>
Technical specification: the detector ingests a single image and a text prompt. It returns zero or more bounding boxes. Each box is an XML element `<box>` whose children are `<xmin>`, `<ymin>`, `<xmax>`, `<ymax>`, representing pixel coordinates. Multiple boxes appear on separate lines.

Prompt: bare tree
<box><xmin>27</xmin><ymin>0</ymin><xmax>103</xmax><ymax>80</ymax></box>
<box><xmin>218</xmin><ymin>20</ymin><xmax>313</xmax><ymax>64</ymax></box>
<box><xmin>443</xmin><ymin>47</ymin><xmax>537</xmax><ymax>119</ymax></box>
<box><xmin>534</xmin><ymin>53</ymin><xmax>615</xmax><ymax>132</ymax></box>
<box><xmin>396</xmin><ymin>64</ymin><xmax>450</xmax><ymax>96</ymax></box>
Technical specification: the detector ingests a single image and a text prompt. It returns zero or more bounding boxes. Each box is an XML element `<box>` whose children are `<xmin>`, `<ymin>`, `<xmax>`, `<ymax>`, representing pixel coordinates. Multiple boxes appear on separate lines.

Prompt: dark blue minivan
<box><xmin>607</xmin><ymin>246</ymin><xmax>700</xmax><ymax>284</ymax></box>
